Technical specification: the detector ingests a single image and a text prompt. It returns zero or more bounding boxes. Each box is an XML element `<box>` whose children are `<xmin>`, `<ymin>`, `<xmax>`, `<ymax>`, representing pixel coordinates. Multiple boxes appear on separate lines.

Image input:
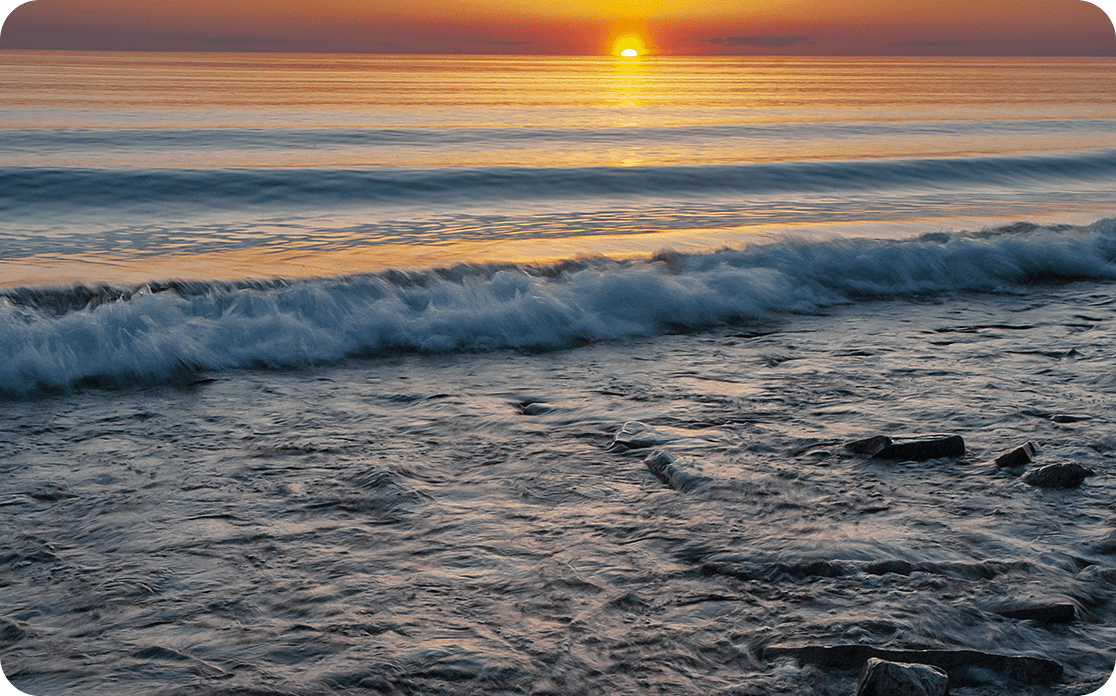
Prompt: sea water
<box><xmin>1</xmin><ymin>52</ymin><xmax>1115</xmax><ymax>695</ymax></box>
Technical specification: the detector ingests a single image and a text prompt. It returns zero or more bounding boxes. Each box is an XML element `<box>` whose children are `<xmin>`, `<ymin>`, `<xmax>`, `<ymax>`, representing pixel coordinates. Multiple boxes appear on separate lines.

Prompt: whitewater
<box><xmin>1</xmin><ymin>52</ymin><xmax>1116</xmax><ymax>696</ymax></box>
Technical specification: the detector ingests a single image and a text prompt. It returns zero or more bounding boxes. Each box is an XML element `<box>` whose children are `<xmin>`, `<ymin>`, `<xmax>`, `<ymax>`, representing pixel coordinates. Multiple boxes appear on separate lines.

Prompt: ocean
<box><xmin>1</xmin><ymin>51</ymin><xmax>1115</xmax><ymax>695</ymax></box>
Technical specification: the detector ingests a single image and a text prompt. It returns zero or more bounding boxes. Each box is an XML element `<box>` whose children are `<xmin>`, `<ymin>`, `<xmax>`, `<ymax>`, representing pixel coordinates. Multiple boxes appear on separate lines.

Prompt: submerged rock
<box><xmin>872</xmin><ymin>435</ymin><xmax>965</xmax><ymax>461</ymax></box>
<box><xmin>700</xmin><ymin>559</ymin><xmax>846</xmax><ymax>582</ymax></box>
<box><xmin>994</xmin><ymin>442</ymin><xmax>1036</xmax><ymax>468</ymax></box>
<box><xmin>1088</xmin><ymin>530</ymin><xmax>1116</xmax><ymax>555</ymax></box>
<box><xmin>1021</xmin><ymin>462</ymin><xmax>1095</xmax><ymax>489</ymax></box>
<box><xmin>856</xmin><ymin>657</ymin><xmax>948</xmax><ymax>696</ymax></box>
<box><xmin>846</xmin><ymin>436</ymin><xmax>893</xmax><ymax>457</ymax></box>
<box><xmin>864</xmin><ymin>559</ymin><xmax>914</xmax><ymax>576</ymax></box>
<box><xmin>607</xmin><ymin>421</ymin><xmax>663</xmax><ymax>452</ymax></box>
<box><xmin>1053</xmin><ymin>414</ymin><xmax>1090</xmax><ymax>423</ymax></box>
<box><xmin>518</xmin><ymin>402</ymin><xmax>553</xmax><ymax>416</ymax></box>
<box><xmin>644</xmin><ymin>451</ymin><xmax>712</xmax><ymax>493</ymax></box>
<box><xmin>762</xmin><ymin>644</ymin><xmax>1062</xmax><ymax>686</ymax></box>
<box><xmin>992</xmin><ymin>601</ymin><xmax>1075</xmax><ymax>624</ymax></box>
<box><xmin>1077</xmin><ymin>565</ymin><xmax>1116</xmax><ymax>584</ymax></box>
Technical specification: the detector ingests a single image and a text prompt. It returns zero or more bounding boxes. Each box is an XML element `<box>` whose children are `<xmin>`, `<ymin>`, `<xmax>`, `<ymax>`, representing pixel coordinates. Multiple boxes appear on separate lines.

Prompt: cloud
<box><xmin>460</xmin><ymin>37</ymin><xmax>533</xmax><ymax>46</ymax></box>
<box><xmin>886</xmin><ymin>40</ymin><xmax>964</xmax><ymax>47</ymax></box>
<box><xmin>704</xmin><ymin>35</ymin><xmax>808</xmax><ymax>48</ymax></box>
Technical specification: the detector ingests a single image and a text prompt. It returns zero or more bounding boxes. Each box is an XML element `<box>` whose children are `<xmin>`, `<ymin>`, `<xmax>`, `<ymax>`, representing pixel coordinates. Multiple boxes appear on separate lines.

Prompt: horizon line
<box><xmin>2</xmin><ymin>47</ymin><xmax>1115</xmax><ymax>58</ymax></box>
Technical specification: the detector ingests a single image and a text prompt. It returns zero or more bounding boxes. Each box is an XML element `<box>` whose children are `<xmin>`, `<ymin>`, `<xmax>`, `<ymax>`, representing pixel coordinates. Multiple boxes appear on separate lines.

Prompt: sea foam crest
<box><xmin>2</xmin><ymin>220</ymin><xmax>1115</xmax><ymax>397</ymax></box>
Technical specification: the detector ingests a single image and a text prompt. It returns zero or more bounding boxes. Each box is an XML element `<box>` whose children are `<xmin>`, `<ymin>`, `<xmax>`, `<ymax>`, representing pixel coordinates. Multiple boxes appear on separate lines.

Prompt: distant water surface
<box><xmin>2</xmin><ymin>53</ymin><xmax>1115</xmax><ymax>283</ymax></box>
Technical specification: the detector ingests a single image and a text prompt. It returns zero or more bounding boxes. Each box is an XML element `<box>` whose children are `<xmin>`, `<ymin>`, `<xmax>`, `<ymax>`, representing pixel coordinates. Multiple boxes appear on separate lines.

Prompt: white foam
<box><xmin>2</xmin><ymin>220</ymin><xmax>1114</xmax><ymax>396</ymax></box>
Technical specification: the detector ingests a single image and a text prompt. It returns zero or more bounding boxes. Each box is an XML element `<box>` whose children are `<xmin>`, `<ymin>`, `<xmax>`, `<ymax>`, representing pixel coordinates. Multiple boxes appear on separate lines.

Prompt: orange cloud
<box><xmin>1</xmin><ymin>0</ymin><xmax>1113</xmax><ymax>54</ymax></box>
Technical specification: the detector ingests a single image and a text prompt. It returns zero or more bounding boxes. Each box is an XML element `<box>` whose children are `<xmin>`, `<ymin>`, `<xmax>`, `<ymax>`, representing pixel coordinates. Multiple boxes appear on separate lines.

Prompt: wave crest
<box><xmin>2</xmin><ymin>219</ymin><xmax>1115</xmax><ymax>397</ymax></box>
<box><xmin>3</xmin><ymin>150</ymin><xmax>1115</xmax><ymax>212</ymax></box>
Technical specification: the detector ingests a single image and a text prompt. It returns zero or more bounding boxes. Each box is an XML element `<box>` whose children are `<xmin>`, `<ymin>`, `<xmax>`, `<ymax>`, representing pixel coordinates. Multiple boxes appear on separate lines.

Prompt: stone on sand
<box><xmin>856</xmin><ymin>657</ymin><xmax>949</xmax><ymax>696</ymax></box>
<box><xmin>872</xmin><ymin>435</ymin><xmax>965</xmax><ymax>461</ymax></box>
<box><xmin>992</xmin><ymin>601</ymin><xmax>1075</xmax><ymax>624</ymax></box>
<box><xmin>846</xmin><ymin>435</ymin><xmax>893</xmax><ymax>457</ymax></box>
<box><xmin>644</xmin><ymin>450</ymin><xmax>712</xmax><ymax>493</ymax></box>
<box><xmin>993</xmin><ymin>441</ymin><xmax>1036</xmax><ymax>468</ymax></box>
<box><xmin>762</xmin><ymin>644</ymin><xmax>1063</xmax><ymax>686</ymax></box>
<box><xmin>1021</xmin><ymin>462</ymin><xmax>1094</xmax><ymax>489</ymax></box>
<box><xmin>607</xmin><ymin>421</ymin><xmax>663</xmax><ymax>452</ymax></box>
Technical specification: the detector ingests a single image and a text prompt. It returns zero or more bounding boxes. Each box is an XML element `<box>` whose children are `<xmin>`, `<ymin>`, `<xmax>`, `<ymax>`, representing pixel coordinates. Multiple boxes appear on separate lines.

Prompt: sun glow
<box><xmin>611</xmin><ymin>32</ymin><xmax>647</xmax><ymax>57</ymax></box>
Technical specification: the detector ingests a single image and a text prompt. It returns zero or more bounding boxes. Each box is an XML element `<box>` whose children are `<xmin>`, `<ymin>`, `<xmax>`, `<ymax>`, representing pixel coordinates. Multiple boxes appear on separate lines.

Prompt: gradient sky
<box><xmin>1</xmin><ymin>0</ymin><xmax>1114</xmax><ymax>55</ymax></box>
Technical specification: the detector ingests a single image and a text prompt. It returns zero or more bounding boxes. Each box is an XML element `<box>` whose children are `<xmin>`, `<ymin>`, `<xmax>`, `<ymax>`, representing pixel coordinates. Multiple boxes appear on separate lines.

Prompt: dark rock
<box><xmin>865</xmin><ymin>560</ymin><xmax>914</xmax><ymax>576</ymax></box>
<box><xmin>762</xmin><ymin>644</ymin><xmax>1063</xmax><ymax>686</ymax></box>
<box><xmin>785</xmin><ymin>560</ymin><xmax>847</xmax><ymax>578</ymax></box>
<box><xmin>644</xmin><ymin>451</ymin><xmax>712</xmax><ymax>493</ymax></box>
<box><xmin>912</xmin><ymin>560</ymin><xmax>1024</xmax><ymax>581</ymax></box>
<box><xmin>1052</xmin><ymin>414</ymin><xmax>1090</xmax><ymax>423</ymax></box>
<box><xmin>846</xmin><ymin>436</ymin><xmax>893</xmax><ymax>456</ymax></box>
<box><xmin>607</xmin><ymin>592</ymin><xmax>650</xmax><ymax>611</ymax></box>
<box><xmin>992</xmin><ymin>601</ymin><xmax>1075</xmax><ymax>624</ymax></box>
<box><xmin>1021</xmin><ymin>462</ymin><xmax>1095</xmax><ymax>489</ymax></box>
<box><xmin>994</xmin><ymin>442</ymin><xmax>1036</xmax><ymax>468</ymax></box>
<box><xmin>701</xmin><ymin>559</ymin><xmax>846</xmax><ymax>582</ymax></box>
<box><xmin>856</xmin><ymin>657</ymin><xmax>948</xmax><ymax>696</ymax></box>
<box><xmin>872</xmin><ymin>436</ymin><xmax>965</xmax><ymax>461</ymax></box>
<box><xmin>607</xmin><ymin>421</ymin><xmax>663</xmax><ymax>452</ymax></box>
<box><xmin>860</xmin><ymin>505</ymin><xmax>890</xmax><ymax>514</ymax></box>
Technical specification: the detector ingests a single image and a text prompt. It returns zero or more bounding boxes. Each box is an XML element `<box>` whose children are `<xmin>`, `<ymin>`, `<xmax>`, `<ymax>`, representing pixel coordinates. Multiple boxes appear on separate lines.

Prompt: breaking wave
<box><xmin>2</xmin><ymin>219</ymin><xmax>1115</xmax><ymax>397</ymax></box>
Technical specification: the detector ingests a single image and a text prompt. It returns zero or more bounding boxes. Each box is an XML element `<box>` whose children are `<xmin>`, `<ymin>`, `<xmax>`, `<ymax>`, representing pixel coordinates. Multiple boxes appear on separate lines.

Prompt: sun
<box><xmin>611</xmin><ymin>33</ymin><xmax>647</xmax><ymax>57</ymax></box>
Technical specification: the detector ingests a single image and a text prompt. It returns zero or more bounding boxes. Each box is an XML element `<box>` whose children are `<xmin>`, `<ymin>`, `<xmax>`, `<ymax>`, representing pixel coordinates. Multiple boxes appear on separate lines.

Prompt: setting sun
<box><xmin>611</xmin><ymin>32</ymin><xmax>647</xmax><ymax>57</ymax></box>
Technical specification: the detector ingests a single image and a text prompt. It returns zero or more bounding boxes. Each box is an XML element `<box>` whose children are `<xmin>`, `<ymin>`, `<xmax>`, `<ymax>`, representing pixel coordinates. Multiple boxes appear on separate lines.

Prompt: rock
<box><xmin>518</xmin><ymin>402</ymin><xmax>553</xmax><ymax>416</ymax></box>
<box><xmin>872</xmin><ymin>435</ymin><xmax>965</xmax><ymax>461</ymax></box>
<box><xmin>992</xmin><ymin>601</ymin><xmax>1075</xmax><ymax>624</ymax></box>
<box><xmin>1052</xmin><ymin>414</ymin><xmax>1090</xmax><ymax>423</ymax></box>
<box><xmin>607</xmin><ymin>421</ymin><xmax>663</xmax><ymax>452</ymax></box>
<box><xmin>762</xmin><ymin>644</ymin><xmax>1062</xmax><ymax>686</ymax></box>
<box><xmin>846</xmin><ymin>436</ymin><xmax>893</xmax><ymax>456</ymax></box>
<box><xmin>993</xmin><ymin>442</ymin><xmax>1036</xmax><ymax>468</ymax></box>
<box><xmin>1021</xmin><ymin>462</ymin><xmax>1094</xmax><ymax>489</ymax></box>
<box><xmin>865</xmin><ymin>560</ymin><xmax>914</xmax><ymax>576</ymax></box>
<box><xmin>700</xmin><ymin>559</ymin><xmax>846</xmax><ymax>582</ymax></box>
<box><xmin>1077</xmin><ymin>565</ymin><xmax>1116</xmax><ymax>584</ymax></box>
<box><xmin>856</xmin><ymin>657</ymin><xmax>949</xmax><ymax>696</ymax></box>
<box><xmin>860</xmin><ymin>504</ymin><xmax>890</xmax><ymax>514</ymax></box>
<box><xmin>644</xmin><ymin>451</ymin><xmax>712</xmax><ymax>493</ymax></box>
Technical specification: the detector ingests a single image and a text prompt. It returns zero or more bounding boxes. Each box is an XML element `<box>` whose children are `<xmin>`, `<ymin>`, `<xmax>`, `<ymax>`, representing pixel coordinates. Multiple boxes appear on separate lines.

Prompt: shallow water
<box><xmin>3</xmin><ymin>279</ymin><xmax>1116</xmax><ymax>695</ymax></box>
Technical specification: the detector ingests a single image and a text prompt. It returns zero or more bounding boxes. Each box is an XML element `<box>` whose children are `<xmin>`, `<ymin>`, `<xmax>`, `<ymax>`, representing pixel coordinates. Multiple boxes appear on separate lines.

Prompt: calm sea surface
<box><xmin>1</xmin><ymin>52</ymin><xmax>1116</xmax><ymax>695</ymax></box>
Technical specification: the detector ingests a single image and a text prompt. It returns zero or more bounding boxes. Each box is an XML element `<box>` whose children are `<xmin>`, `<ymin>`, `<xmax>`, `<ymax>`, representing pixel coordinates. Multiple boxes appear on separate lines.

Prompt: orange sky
<box><xmin>1</xmin><ymin>0</ymin><xmax>1114</xmax><ymax>54</ymax></box>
